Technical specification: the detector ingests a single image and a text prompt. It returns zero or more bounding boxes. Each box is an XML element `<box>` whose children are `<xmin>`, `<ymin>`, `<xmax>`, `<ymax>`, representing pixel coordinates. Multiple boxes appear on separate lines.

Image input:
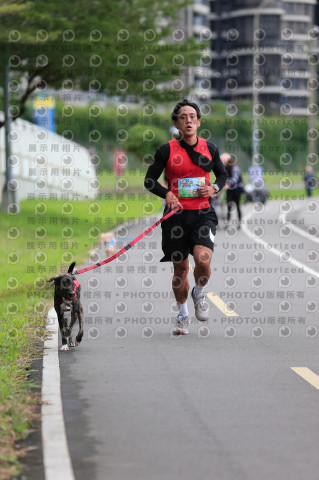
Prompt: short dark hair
<box><xmin>171</xmin><ymin>98</ymin><xmax>201</xmax><ymax>121</ymax></box>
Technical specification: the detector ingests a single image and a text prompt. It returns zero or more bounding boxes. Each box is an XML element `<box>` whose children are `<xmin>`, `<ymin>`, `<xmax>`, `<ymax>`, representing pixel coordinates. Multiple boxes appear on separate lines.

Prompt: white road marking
<box><xmin>279</xmin><ymin>212</ymin><xmax>319</xmax><ymax>245</ymax></box>
<box><xmin>241</xmin><ymin>210</ymin><xmax>319</xmax><ymax>279</ymax></box>
<box><xmin>42</xmin><ymin>308</ymin><xmax>75</xmax><ymax>480</ymax></box>
<box><xmin>291</xmin><ymin>367</ymin><xmax>319</xmax><ymax>391</ymax></box>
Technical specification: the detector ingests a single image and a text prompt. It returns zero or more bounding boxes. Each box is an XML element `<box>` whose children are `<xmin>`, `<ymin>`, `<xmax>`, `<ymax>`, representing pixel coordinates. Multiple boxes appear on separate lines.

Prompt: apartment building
<box><xmin>176</xmin><ymin>0</ymin><xmax>214</xmax><ymax>101</ymax></box>
<box><xmin>209</xmin><ymin>0</ymin><xmax>318</xmax><ymax>114</ymax></box>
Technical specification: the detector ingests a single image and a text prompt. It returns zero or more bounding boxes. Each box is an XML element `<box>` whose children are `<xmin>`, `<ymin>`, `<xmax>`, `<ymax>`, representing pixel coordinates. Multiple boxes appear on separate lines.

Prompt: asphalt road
<box><xmin>59</xmin><ymin>196</ymin><xmax>319</xmax><ymax>480</ymax></box>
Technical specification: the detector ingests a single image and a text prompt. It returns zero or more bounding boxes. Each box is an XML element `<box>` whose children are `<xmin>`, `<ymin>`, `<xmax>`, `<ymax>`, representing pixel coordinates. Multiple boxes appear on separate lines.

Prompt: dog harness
<box><xmin>70</xmin><ymin>279</ymin><xmax>81</xmax><ymax>300</ymax></box>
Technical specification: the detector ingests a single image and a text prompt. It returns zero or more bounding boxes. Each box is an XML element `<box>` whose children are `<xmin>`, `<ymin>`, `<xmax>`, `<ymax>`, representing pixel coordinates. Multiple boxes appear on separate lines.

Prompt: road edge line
<box><xmin>241</xmin><ymin>209</ymin><xmax>319</xmax><ymax>279</ymax></box>
<box><xmin>41</xmin><ymin>307</ymin><xmax>75</xmax><ymax>480</ymax></box>
<box><xmin>279</xmin><ymin>211</ymin><xmax>319</xmax><ymax>245</ymax></box>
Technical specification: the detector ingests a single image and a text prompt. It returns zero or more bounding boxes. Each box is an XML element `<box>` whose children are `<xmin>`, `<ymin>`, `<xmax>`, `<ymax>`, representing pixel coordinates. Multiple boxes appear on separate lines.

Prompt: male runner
<box><xmin>144</xmin><ymin>99</ymin><xmax>227</xmax><ymax>335</ymax></box>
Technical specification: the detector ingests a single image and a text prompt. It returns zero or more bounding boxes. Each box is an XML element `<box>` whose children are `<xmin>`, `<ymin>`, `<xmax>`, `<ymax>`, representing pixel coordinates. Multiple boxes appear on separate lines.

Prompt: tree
<box><xmin>0</xmin><ymin>0</ymin><xmax>206</xmax><ymax>127</ymax></box>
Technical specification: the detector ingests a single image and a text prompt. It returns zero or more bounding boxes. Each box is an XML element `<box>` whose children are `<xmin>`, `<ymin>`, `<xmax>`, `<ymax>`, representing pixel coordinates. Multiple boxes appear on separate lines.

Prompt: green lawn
<box><xmin>99</xmin><ymin>169</ymin><xmax>319</xmax><ymax>198</ymax></box>
<box><xmin>98</xmin><ymin>168</ymin><xmax>166</xmax><ymax>191</ymax></box>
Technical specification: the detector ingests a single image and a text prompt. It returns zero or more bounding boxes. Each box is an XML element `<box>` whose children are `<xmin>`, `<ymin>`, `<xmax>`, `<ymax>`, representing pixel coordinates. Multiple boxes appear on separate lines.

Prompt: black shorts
<box><xmin>160</xmin><ymin>207</ymin><xmax>218</xmax><ymax>262</ymax></box>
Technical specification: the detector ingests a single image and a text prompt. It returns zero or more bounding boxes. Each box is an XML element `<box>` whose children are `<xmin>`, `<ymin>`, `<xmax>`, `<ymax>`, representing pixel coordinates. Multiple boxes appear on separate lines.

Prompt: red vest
<box><xmin>165</xmin><ymin>138</ymin><xmax>212</xmax><ymax>210</ymax></box>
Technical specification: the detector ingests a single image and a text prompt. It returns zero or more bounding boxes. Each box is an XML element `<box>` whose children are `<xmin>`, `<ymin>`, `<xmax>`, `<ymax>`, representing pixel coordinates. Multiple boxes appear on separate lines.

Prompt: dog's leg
<box><xmin>59</xmin><ymin>313</ymin><xmax>70</xmax><ymax>351</ymax></box>
<box><xmin>67</xmin><ymin>306</ymin><xmax>77</xmax><ymax>347</ymax></box>
<box><xmin>58</xmin><ymin>304</ymin><xmax>71</xmax><ymax>351</ymax></box>
<box><xmin>55</xmin><ymin>300</ymin><xmax>69</xmax><ymax>351</ymax></box>
<box><xmin>75</xmin><ymin>301</ymin><xmax>84</xmax><ymax>346</ymax></box>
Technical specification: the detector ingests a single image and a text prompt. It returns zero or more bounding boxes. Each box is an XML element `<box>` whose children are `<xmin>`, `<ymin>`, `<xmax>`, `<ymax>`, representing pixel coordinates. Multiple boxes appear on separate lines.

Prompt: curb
<box><xmin>41</xmin><ymin>308</ymin><xmax>75</xmax><ymax>480</ymax></box>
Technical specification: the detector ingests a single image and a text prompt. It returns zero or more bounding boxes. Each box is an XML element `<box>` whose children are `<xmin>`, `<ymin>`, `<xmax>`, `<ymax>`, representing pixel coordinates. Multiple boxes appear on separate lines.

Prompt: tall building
<box><xmin>209</xmin><ymin>0</ymin><xmax>318</xmax><ymax>114</ymax></box>
<box><xmin>177</xmin><ymin>0</ymin><xmax>214</xmax><ymax>101</ymax></box>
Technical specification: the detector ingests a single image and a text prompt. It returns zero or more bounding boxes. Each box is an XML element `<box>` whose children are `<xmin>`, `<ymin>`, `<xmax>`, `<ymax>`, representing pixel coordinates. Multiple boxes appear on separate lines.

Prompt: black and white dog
<box><xmin>48</xmin><ymin>262</ymin><xmax>84</xmax><ymax>351</ymax></box>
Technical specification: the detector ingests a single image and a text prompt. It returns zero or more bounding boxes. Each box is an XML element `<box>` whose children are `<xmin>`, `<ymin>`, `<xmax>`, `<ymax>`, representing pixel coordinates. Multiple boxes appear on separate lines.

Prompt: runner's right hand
<box><xmin>165</xmin><ymin>191</ymin><xmax>182</xmax><ymax>210</ymax></box>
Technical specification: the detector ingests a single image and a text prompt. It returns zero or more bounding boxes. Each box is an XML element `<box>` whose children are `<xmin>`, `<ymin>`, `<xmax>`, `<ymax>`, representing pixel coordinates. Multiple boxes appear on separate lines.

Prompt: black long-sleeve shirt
<box><xmin>144</xmin><ymin>138</ymin><xmax>227</xmax><ymax>198</ymax></box>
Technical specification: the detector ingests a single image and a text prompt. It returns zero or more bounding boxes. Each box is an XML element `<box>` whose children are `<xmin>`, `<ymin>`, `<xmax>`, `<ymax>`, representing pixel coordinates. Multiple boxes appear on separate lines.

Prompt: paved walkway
<box><xmin>49</xmin><ymin>196</ymin><xmax>319</xmax><ymax>480</ymax></box>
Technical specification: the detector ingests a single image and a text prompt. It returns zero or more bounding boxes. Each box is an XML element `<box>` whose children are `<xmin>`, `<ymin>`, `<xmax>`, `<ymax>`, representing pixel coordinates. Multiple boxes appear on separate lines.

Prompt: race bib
<box><xmin>178</xmin><ymin>177</ymin><xmax>205</xmax><ymax>197</ymax></box>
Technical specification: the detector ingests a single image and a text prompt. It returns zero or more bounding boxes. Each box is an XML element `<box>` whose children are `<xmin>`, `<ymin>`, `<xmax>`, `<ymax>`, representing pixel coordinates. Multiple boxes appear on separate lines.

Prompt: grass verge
<box><xmin>0</xmin><ymin>300</ymin><xmax>44</xmax><ymax>480</ymax></box>
<box><xmin>0</xmin><ymin>193</ymin><xmax>161</xmax><ymax>479</ymax></box>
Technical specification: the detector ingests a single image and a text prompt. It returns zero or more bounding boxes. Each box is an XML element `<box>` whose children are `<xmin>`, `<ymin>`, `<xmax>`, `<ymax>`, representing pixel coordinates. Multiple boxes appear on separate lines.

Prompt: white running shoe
<box><xmin>172</xmin><ymin>315</ymin><xmax>189</xmax><ymax>335</ymax></box>
<box><xmin>191</xmin><ymin>287</ymin><xmax>209</xmax><ymax>322</ymax></box>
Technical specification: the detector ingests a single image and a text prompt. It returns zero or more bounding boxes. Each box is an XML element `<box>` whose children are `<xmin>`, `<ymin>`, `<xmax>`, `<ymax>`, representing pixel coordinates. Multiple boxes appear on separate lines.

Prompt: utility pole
<box><xmin>251</xmin><ymin>0</ymin><xmax>278</xmax><ymax>166</ymax></box>
<box><xmin>308</xmin><ymin>26</ymin><xmax>319</xmax><ymax>162</ymax></box>
<box><xmin>1</xmin><ymin>48</ymin><xmax>16</xmax><ymax>212</ymax></box>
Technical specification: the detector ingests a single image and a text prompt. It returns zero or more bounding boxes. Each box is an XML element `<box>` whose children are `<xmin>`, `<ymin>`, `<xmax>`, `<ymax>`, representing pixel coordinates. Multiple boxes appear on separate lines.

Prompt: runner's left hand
<box><xmin>197</xmin><ymin>184</ymin><xmax>215</xmax><ymax>197</ymax></box>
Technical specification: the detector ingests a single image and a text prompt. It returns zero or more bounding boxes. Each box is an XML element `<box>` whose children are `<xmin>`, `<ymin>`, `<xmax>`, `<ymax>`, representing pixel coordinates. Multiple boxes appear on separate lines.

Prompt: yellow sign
<box><xmin>33</xmin><ymin>95</ymin><xmax>55</xmax><ymax>109</ymax></box>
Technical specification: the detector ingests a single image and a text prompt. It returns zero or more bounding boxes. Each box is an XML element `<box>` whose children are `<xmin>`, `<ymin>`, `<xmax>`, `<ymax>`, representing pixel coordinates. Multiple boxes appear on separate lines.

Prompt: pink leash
<box><xmin>75</xmin><ymin>206</ymin><xmax>181</xmax><ymax>275</ymax></box>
